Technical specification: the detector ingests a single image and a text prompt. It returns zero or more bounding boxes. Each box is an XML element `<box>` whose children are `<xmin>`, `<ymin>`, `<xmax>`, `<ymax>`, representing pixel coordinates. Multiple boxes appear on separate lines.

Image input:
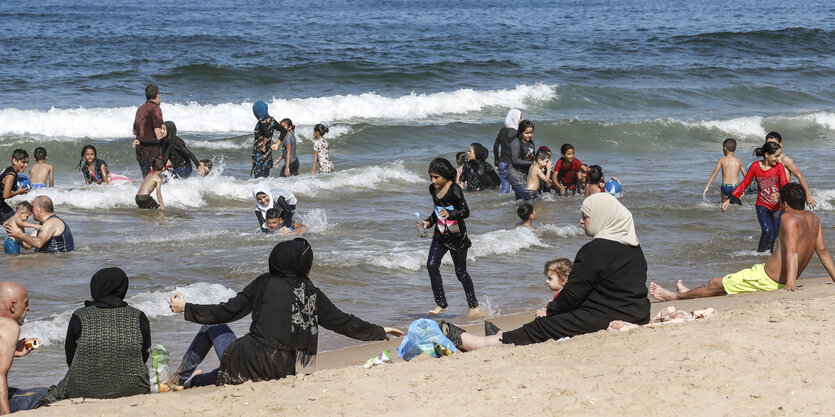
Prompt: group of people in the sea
<box><xmin>1</xmin><ymin>86</ymin><xmax>834</xmax><ymax>414</ymax></box>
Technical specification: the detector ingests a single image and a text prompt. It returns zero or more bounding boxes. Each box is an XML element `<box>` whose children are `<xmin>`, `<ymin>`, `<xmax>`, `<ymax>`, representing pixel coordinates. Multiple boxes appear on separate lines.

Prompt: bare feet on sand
<box><xmin>649</xmin><ymin>282</ymin><xmax>679</xmax><ymax>301</ymax></box>
<box><xmin>428</xmin><ymin>306</ymin><xmax>448</xmax><ymax>315</ymax></box>
<box><xmin>676</xmin><ymin>280</ymin><xmax>690</xmax><ymax>292</ymax></box>
<box><xmin>468</xmin><ymin>307</ymin><xmax>484</xmax><ymax>318</ymax></box>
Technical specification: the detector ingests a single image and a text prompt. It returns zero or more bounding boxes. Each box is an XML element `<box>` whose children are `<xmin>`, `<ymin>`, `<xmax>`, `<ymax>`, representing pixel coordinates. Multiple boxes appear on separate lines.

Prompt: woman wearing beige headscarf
<box><xmin>441</xmin><ymin>193</ymin><xmax>650</xmax><ymax>350</ymax></box>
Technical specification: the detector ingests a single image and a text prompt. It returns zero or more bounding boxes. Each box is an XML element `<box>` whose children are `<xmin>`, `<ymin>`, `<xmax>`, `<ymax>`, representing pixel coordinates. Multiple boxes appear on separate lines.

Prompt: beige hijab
<box><xmin>581</xmin><ymin>193</ymin><xmax>639</xmax><ymax>247</ymax></box>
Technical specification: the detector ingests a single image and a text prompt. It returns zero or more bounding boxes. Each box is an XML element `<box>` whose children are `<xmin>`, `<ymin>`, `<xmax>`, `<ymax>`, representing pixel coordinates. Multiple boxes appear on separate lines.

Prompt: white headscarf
<box><xmin>504</xmin><ymin>109</ymin><xmax>522</xmax><ymax>129</ymax></box>
<box><xmin>581</xmin><ymin>193</ymin><xmax>639</xmax><ymax>247</ymax></box>
<box><xmin>252</xmin><ymin>183</ymin><xmax>273</xmax><ymax>218</ymax></box>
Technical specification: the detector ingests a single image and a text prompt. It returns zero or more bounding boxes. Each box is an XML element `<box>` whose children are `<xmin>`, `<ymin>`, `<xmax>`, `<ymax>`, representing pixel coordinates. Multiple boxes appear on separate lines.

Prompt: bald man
<box><xmin>0</xmin><ymin>282</ymin><xmax>46</xmax><ymax>414</ymax></box>
<box><xmin>4</xmin><ymin>196</ymin><xmax>74</xmax><ymax>253</ymax></box>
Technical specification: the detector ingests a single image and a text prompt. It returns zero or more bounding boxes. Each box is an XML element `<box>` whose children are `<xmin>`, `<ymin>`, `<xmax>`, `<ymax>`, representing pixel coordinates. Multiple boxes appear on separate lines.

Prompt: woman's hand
<box><xmin>169</xmin><ymin>291</ymin><xmax>186</xmax><ymax>313</ymax></box>
<box><xmin>437</xmin><ymin>209</ymin><xmax>449</xmax><ymax>219</ymax></box>
<box><xmin>132</xmin><ymin>139</ymin><xmax>140</xmax><ymax>148</ymax></box>
<box><xmin>535</xmin><ymin>308</ymin><xmax>547</xmax><ymax>318</ymax></box>
<box><xmin>270</xmin><ymin>142</ymin><xmax>280</xmax><ymax>151</ymax></box>
<box><xmin>419</xmin><ymin>220</ymin><xmax>431</xmax><ymax>229</ymax></box>
<box><xmin>382</xmin><ymin>327</ymin><xmax>404</xmax><ymax>340</ymax></box>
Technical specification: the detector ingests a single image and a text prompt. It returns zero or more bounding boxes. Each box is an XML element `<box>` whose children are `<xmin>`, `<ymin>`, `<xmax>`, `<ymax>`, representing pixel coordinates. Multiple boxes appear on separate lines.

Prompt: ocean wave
<box><xmin>0</xmin><ymin>84</ymin><xmax>556</xmax><ymax>139</ymax></box>
<box><xmin>21</xmin><ymin>282</ymin><xmax>237</xmax><ymax>346</ymax></box>
<box><xmin>812</xmin><ymin>189</ymin><xmax>835</xmax><ymax>211</ymax></box>
<box><xmin>682</xmin><ymin>116</ymin><xmax>766</xmax><ymax>139</ymax></box>
<box><xmin>23</xmin><ymin>161</ymin><xmax>422</xmax><ymax>209</ymax></box>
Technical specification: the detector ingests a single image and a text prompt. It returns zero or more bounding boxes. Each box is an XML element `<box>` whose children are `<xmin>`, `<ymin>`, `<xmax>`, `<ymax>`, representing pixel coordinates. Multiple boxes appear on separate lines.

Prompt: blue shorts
<box><xmin>521</xmin><ymin>189</ymin><xmax>538</xmax><ymax>201</ymax></box>
<box><xmin>720</xmin><ymin>184</ymin><xmax>738</xmax><ymax>197</ymax></box>
<box><xmin>30</xmin><ymin>183</ymin><xmax>45</xmax><ymax>190</ymax></box>
<box><xmin>4</xmin><ymin>238</ymin><xmax>21</xmax><ymax>255</ymax></box>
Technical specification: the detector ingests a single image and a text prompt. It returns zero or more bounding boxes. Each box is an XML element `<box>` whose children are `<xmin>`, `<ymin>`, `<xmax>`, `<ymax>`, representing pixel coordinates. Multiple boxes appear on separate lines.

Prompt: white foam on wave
<box><xmin>28</xmin><ymin>161</ymin><xmax>422</xmax><ymax>209</ymax></box>
<box><xmin>0</xmin><ymin>84</ymin><xmax>556</xmax><ymax>139</ymax></box>
<box><xmin>325</xmin><ymin>226</ymin><xmax>555</xmax><ymax>271</ymax></box>
<box><xmin>812</xmin><ymin>189</ymin><xmax>835</xmax><ymax>211</ymax></box>
<box><xmin>537</xmin><ymin>223</ymin><xmax>584</xmax><ymax>238</ymax></box>
<box><xmin>21</xmin><ymin>282</ymin><xmax>237</xmax><ymax>346</ymax></box>
<box><xmin>683</xmin><ymin>116</ymin><xmax>766</xmax><ymax>139</ymax></box>
<box><xmin>799</xmin><ymin>112</ymin><xmax>835</xmax><ymax>131</ymax></box>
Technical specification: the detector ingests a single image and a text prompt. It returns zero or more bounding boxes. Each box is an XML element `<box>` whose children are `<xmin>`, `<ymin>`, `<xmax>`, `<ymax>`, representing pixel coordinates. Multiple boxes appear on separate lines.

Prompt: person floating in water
<box><xmin>264</xmin><ymin>208</ymin><xmax>308</xmax><ymax>235</ymax></box>
<box><xmin>651</xmin><ymin>183</ymin><xmax>835</xmax><ymax>299</ymax></box>
<box><xmin>418</xmin><ymin>158</ymin><xmax>480</xmax><ymax>317</ymax></box>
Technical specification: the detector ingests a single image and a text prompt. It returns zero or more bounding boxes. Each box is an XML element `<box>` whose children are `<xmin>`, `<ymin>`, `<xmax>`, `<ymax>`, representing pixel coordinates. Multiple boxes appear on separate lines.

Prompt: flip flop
<box><xmin>484</xmin><ymin>320</ymin><xmax>500</xmax><ymax>336</ymax></box>
<box><xmin>439</xmin><ymin>321</ymin><xmax>466</xmax><ymax>352</ymax></box>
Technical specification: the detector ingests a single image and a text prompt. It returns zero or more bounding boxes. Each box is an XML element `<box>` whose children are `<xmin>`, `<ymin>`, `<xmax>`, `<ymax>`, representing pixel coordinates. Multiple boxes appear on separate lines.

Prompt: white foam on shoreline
<box><xmin>21</xmin><ymin>282</ymin><xmax>238</xmax><ymax>346</ymax></box>
<box><xmin>0</xmin><ymin>84</ymin><xmax>556</xmax><ymax>139</ymax></box>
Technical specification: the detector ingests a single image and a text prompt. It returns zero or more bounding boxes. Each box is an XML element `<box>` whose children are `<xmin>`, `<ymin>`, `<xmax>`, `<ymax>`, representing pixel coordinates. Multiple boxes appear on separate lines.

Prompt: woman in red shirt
<box><xmin>722</xmin><ymin>141</ymin><xmax>788</xmax><ymax>253</ymax></box>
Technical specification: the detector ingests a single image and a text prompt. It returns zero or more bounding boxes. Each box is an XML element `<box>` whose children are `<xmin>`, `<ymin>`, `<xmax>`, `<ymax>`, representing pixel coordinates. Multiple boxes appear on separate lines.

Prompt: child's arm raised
<box><xmin>702</xmin><ymin>159</ymin><xmax>722</xmax><ymax>199</ymax></box>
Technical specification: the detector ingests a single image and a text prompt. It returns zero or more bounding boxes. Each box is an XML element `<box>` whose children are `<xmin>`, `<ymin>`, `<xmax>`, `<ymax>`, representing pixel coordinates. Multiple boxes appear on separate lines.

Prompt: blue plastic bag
<box><xmin>397</xmin><ymin>318</ymin><xmax>457</xmax><ymax>361</ymax></box>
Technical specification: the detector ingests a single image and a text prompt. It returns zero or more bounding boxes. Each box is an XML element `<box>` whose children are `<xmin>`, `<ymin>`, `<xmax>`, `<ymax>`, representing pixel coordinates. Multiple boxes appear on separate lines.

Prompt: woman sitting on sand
<box><xmin>167</xmin><ymin>239</ymin><xmax>403</xmax><ymax>387</ymax></box>
<box><xmin>441</xmin><ymin>193</ymin><xmax>650</xmax><ymax>350</ymax></box>
<box><xmin>41</xmin><ymin>267</ymin><xmax>151</xmax><ymax>404</ymax></box>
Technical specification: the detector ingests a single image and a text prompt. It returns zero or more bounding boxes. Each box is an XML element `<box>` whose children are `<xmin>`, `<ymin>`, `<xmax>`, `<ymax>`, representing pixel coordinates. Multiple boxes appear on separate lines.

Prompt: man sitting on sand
<box><xmin>650</xmin><ymin>183</ymin><xmax>835</xmax><ymax>300</ymax></box>
<box><xmin>0</xmin><ymin>281</ymin><xmax>46</xmax><ymax>414</ymax></box>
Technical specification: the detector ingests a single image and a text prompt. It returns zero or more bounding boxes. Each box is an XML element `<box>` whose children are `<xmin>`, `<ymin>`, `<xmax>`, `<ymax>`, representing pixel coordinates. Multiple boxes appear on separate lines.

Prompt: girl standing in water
<box><xmin>507</xmin><ymin>120</ymin><xmax>536</xmax><ymax>200</ymax></box>
<box><xmin>418</xmin><ymin>158</ymin><xmax>480</xmax><ymax>317</ymax></box>
<box><xmin>311</xmin><ymin>124</ymin><xmax>333</xmax><ymax>174</ymax></box>
<box><xmin>251</xmin><ymin>101</ymin><xmax>286</xmax><ymax>178</ymax></box>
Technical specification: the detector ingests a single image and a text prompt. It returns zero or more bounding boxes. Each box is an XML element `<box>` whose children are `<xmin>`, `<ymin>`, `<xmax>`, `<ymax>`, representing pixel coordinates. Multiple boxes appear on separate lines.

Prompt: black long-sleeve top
<box><xmin>507</xmin><ymin>137</ymin><xmax>535</xmax><ymax>187</ymax></box>
<box><xmin>546</xmin><ymin>238</ymin><xmax>650</xmax><ymax>325</ymax></box>
<box><xmin>493</xmin><ymin>126</ymin><xmax>516</xmax><ymax>166</ymax></box>
<box><xmin>424</xmin><ymin>182</ymin><xmax>471</xmax><ymax>251</ymax></box>
<box><xmin>161</xmin><ymin>136</ymin><xmax>199</xmax><ymax>169</ymax></box>
<box><xmin>184</xmin><ymin>277</ymin><xmax>386</xmax><ymax>343</ymax></box>
<box><xmin>65</xmin><ymin>311</ymin><xmax>151</xmax><ymax>365</ymax></box>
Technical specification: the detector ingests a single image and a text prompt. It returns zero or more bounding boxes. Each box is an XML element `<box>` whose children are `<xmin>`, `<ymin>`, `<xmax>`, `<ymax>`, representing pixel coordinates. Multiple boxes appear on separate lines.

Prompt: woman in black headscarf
<box><xmin>168</xmin><ymin>239</ymin><xmax>403</xmax><ymax>387</ymax></box>
<box><xmin>159</xmin><ymin>121</ymin><xmax>200</xmax><ymax>179</ymax></box>
<box><xmin>41</xmin><ymin>267</ymin><xmax>151</xmax><ymax>404</ymax></box>
<box><xmin>461</xmin><ymin>142</ymin><xmax>500</xmax><ymax>191</ymax></box>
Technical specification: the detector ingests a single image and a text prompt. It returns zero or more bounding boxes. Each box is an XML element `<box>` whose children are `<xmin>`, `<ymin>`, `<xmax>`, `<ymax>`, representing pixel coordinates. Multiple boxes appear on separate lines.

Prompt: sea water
<box><xmin>1</xmin><ymin>0</ymin><xmax>834</xmax><ymax>386</ymax></box>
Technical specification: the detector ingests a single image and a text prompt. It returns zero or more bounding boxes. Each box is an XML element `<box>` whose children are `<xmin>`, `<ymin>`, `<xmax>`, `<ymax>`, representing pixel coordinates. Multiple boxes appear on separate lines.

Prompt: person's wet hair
<box><xmin>145</xmin><ymin>84</ymin><xmax>160</xmax><ymax>100</ymax></box>
<box><xmin>517</xmin><ymin>203</ymin><xmax>534</xmax><ymax>221</ymax></box>
<box><xmin>280</xmin><ymin>118</ymin><xmax>295</xmax><ymax>131</ymax></box>
<box><xmin>722</xmin><ymin>138</ymin><xmax>736</xmax><ymax>152</ymax></box>
<box><xmin>266</xmin><ymin>208</ymin><xmax>281</xmax><ymax>220</ymax></box>
<box><xmin>198</xmin><ymin>159</ymin><xmax>213</xmax><ymax>171</ymax></box>
<box><xmin>588</xmin><ymin>165</ymin><xmax>604</xmax><ymax>184</ymax></box>
<box><xmin>516</xmin><ymin>120</ymin><xmax>534</xmax><ymax>138</ymax></box>
<box><xmin>33</xmin><ymin>147</ymin><xmax>47</xmax><ymax>161</ymax></box>
<box><xmin>428</xmin><ymin>158</ymin><xmax>456</xmax><ymax>181</ymax></box>
<box><xmin>456</xmin><ymin>152</ymin><xmax>468</xmax><ymax>166</ymax></box>
<box><xmin>766</xmin><ymin>131</ymin><xmax>782</xmax><ymax>143</ymax></box>
<box><xmin>151</xmin><ymin>157</ymin><xmax>165</xmax><ymax>172</ymax></box>
<box><xmin>560</xmin><ymin>143</ymin><xmax>574</xmax><ymax>155</ymax></box>
<box><xmin>780</xmin><ymin>183</ymin><xmax>805</xmax><ymax>210</ymax></box>
<box><xmin>314</xmin><ymin>124</ymin><xmax>329</xmax><ymax>136</ymax></box>
<box><xmin>16</xmin><ymin>201</ymin><xmax>33</xmax><ymax>212</ymax></box>
<box><xmin>754</xmin><ymin>141</ymin><xmax>780</xmax><ymax>158</ymax></box>
<box><xmin>78</xmin><ymin>145</ymin><xmax>97</xmax><ymax>168</ymax></box>
<box><xmin>11</xmin><ymin>149</ymin><xmax>28</xmax><ymax>162</ymax></box>
<box><xmin>535</xmin><ymin>149</ymin><xmax>550</xmax><ymax>161</ymax></box>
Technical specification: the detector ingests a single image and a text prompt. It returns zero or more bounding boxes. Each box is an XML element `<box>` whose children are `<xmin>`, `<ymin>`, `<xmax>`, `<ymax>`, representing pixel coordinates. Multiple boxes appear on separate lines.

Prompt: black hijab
<box><xmin>85</xmin><ymin>267</ymin><xmax>129</xmax><ymax>308</ymax></box>
<box><xmin>251</xmin><ymin>239</ymin><xmax>318</xmax><ymax>366</ymax></box>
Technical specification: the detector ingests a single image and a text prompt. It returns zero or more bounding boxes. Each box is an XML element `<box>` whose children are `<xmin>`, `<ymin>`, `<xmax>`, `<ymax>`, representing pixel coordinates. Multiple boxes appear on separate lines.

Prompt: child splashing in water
<box><xmin>79</xmin><ymin>145</ymin><xmax>110</xmax><ymax>185</ymax></box>
<box><xmin>419</xmin><ymin>158</ymin><xmax>480</xmax><ymax>317</ymax></box>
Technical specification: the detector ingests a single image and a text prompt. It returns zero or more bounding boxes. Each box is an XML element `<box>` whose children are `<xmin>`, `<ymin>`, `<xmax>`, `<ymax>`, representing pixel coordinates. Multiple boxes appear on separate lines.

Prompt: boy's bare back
<box><xmin>29</xmin><ymin>162</ymin><xmax>53</xmax><ymax>186</ymax></box>
<box><xmin>137</xmin><ymin>171</ymin><xmax>161</xmax><ymax>195</ymax></box>
<box><xmin>525</xmin><ymin>163</ymin><xmax>548</xmax><ymax>191</ymax></box>
<box><xmin>718</xmin><ymin>154</ymin><xmax>744</xmax><ymax>184</ymax></box>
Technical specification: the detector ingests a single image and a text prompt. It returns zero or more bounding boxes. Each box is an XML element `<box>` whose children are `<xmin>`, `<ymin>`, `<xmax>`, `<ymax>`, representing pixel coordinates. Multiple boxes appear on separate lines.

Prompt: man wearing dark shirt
<box><xmin>132</xmin><ymin>84</ymin><xmax>164</xmax><ymax>177</ymax></box>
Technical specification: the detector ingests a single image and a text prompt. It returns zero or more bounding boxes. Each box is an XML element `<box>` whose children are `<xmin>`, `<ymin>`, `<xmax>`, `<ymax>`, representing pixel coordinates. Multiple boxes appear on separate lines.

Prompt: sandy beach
<box><xmin>18</xmin><ymin>277</ymin><xmax>833</xmax><ymax>417</ymax></box>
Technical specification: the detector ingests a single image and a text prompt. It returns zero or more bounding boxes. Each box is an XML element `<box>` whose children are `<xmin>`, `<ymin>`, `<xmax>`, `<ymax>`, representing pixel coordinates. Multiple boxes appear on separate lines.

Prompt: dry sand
<box><xmin>22</xmin><ymin>278</ymin><xmax>835</xmax><ymax>417</ymax></box>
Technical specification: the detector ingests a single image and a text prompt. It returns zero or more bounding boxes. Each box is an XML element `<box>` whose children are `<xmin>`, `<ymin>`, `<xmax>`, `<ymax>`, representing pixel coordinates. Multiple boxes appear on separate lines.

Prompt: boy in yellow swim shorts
<box><xmin>648</xmin><ymin>183</ymin><xmax>835</xmax><ymax>301</ymax></box>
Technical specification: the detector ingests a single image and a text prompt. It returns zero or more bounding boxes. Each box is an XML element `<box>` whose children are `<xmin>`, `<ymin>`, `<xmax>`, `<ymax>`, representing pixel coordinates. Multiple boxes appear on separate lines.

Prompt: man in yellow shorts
<box><xmin>649</xmin><ymin>183</ymin><xmax>835</xmax><ymax>301</ymax></box>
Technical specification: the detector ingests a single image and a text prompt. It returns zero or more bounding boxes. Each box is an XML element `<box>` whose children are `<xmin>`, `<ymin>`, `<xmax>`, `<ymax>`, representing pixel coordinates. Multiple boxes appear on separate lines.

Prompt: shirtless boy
<box><xmin>135</xmin><ymin>158</ymin><xmax>165</xmax><ymax>210</ymax></box>
<box><xmin>650</xmin><ymin>183</ymin><xmax>835</xmax><ymax>300</ymax></box>
<box><xmin>522</xmin><ymin>150</ymin><xmax>552</xmax><ymax>200</ymax></box>
<box><xmin>264</xmin><ymin>208</ymin><xmax>308</xmax><ymax>236</ymax></box>
<box><xmin>28</xmin><ymin>147</ymin><xmax>53</xmax><ymax>189</ymax></box>
<box><xmin>702</xmin><ymin>138</ymin><xmax>745</xmax><ymax>203</ymax></box>
<box><xmin>765</xmin><ymin>132</ymin><xmax>816</xmax><ymax>208</ymax></box>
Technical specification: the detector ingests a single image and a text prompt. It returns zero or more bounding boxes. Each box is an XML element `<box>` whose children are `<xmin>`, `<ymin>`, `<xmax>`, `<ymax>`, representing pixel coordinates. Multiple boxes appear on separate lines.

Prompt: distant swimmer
<box><xmin>702</xmin><ymin>138</ymin><xmax>746</xmax><ymax>204</ymax></box>
<box><xmin>418</xmin><ymin>158</ymin><xmax>480</xmax><ymax>317</ymax></box>
<box><xmin>460</xmin><ymin>143</ymin><xmax>500</xmax><ymax>192</ymax></box>
<box><xmin>28</xmin><ymin>147</ymin><xmax>54</xmax><ymax>189</ymax></box>
<box><xmin>4</xmin><ymin>196</ymin><xmax>74</xmax><ymax>253</ymax></box>
<box><xmin>264</xmin><ymin>208</ymin><xmax>307</xmax><ymax>236</ymax></box>
<box><xmin>196</xmin><ymin>159</ymin><xmax>213</xmax><ymax>177</ymax></box>
<box><xmin>78</xmin><ymin>145</ymin><xmax>111</xmax><ymax>185</ymax></box>
<box><xmin>135</xmin><ymin>158</ymin><xmax>166</xmax><ymax>210</ymax></box>
<box><xmin>553</xmin><ymin>144</ymin><xmax>584</xmax><ymax>196</ymax></box>
<box><xmin>650</xmin><ymin>183</ymin><xmax>835</xmax><ymax>300</ymax></box>
<box><xmin>1</xmin><ymin>149</ymin><xmax>31</xmax><ymax>225</ymax></box>
<box><xmin>159</xmin><ymin>121</ymin><xmax>200</xmax><ymax>179</ymax></box>
<box><xmin>522</xmin><ymin>149</ymin><xmax>552</xmax><ymax>200</ymax></box>
<box><xmin>517</xmin><ymin>202</ymin><xmax>536</xmax><ymax>231</ymax></box>
<box><xmin>274</xmin><ymin>118</ymin><xmax>299</xmax><ymax>177</ymax></box>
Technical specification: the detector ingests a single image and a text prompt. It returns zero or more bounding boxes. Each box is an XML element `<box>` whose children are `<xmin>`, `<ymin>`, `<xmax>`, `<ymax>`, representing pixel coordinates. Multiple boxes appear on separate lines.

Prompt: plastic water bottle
<box><xmin>149</xmin><ymin>344</ymin><xmax>170</xmax><ymax>393</ymax></box>
<box><xmin>414</xmin><ymin>213</ymin><xmax>428</xmax><ymax>238</ymax></box>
